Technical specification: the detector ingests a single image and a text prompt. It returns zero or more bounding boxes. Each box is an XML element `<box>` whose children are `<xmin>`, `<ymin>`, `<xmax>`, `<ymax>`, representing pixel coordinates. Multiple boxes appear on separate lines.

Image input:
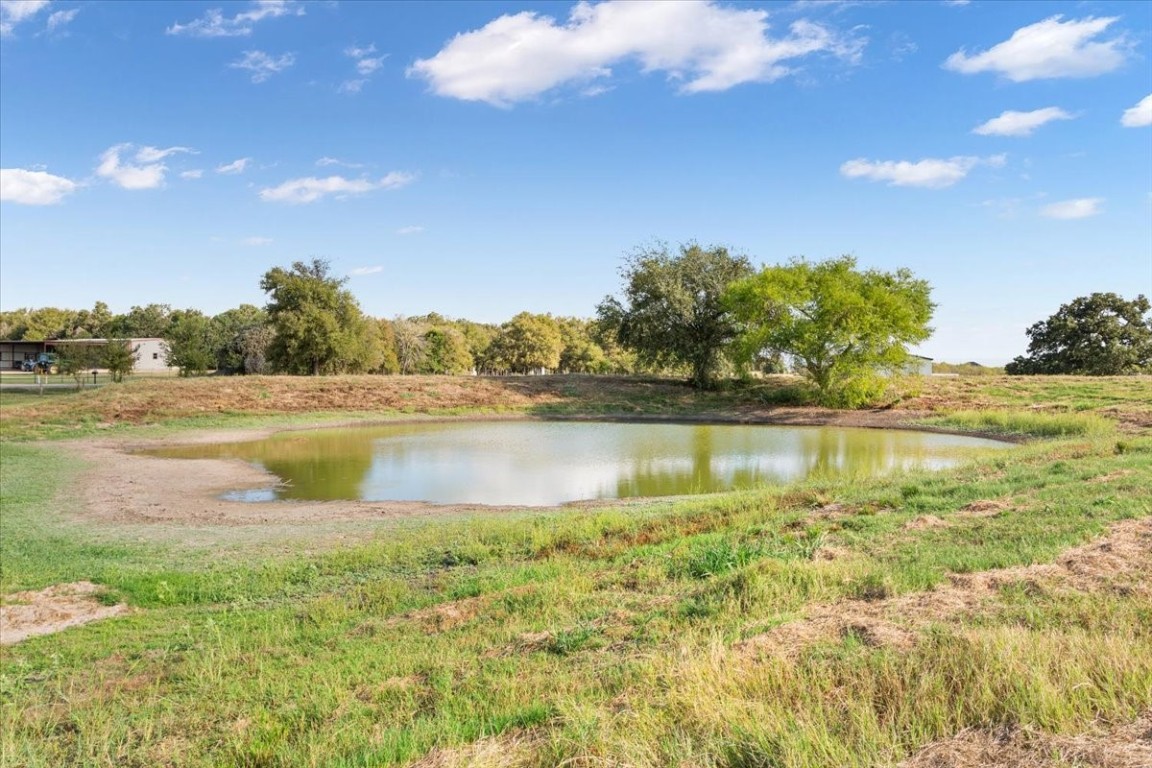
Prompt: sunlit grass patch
<box><xmin>920</xmin><ymin>409</ymin><xmax>1116</xmax><ymax>438</ymax></box>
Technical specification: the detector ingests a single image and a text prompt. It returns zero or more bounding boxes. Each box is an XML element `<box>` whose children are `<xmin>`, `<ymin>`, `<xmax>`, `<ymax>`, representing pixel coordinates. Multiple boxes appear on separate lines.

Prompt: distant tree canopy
<box><xmin>112</xmin><ymin>303</ymin><xmax>174</xmax><ymax>339</ymax></box>
<box><xmin>261</xmin><ymin>259</ymin><xmax>383</xmax><ymax>375</ymax></box>
<box><xmin>1006</xmin><ymin>293</ymin><xmax>1152</xmax><ymax>376</ymax></box>
<box><xmin>597</xmin><ymin>242</ymin><xmax>753</xmax><ymax>388</ymax></box>
<box><xmin>726</xmin><ymin>256</ymin><xmax>935</xmax><ymax>407</ymax></box>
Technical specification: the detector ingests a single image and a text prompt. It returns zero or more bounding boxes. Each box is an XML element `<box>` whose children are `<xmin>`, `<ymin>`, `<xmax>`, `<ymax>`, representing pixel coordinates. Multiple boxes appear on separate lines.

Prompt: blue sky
<box><xmin>1</xmin><ymin>0</ymin><xmax>1150</xmax><ymax>364</ymax></box>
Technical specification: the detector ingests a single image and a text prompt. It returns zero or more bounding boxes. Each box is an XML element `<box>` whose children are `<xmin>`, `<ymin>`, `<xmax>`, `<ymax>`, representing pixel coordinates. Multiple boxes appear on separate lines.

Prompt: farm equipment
<box><xmin>24</xmin><ymin>353</ymin><xmax>60</xmax><ymax>374</ymax></box>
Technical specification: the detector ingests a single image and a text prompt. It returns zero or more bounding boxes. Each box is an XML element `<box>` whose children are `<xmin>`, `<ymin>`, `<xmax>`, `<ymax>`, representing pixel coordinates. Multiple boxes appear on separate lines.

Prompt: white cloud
<box><xmin>840</xmin><ymin>154</ymin><xmax>1005</xmax><ymax>189</ymax></box>
<box><xmin>243</xmin><ymin>236</ymin><xmax>273</xmax><ymax>246</ymax></box>
<box><xmin>167</xmin><ymin>0</ymin><xmax>304</xmax><ymax>38</ymax></box>
<box><xmin>316</xmin><ymin>157</ymin><xmax>363</xmax><ymax>168</ymax></box>
<box><xmin>346</xmin><ymin>43</ymin><xmax>386</xmax><ymax>74</ymax></box>
<box><xmin>1120</xmin><ymin>94</ymin><xmax>1152</xmax><ymax>128</ymax></box>
<box><xmin>46</xmin><ymin>7</ymin><xmax>79</xmax><ymax>32</ymax></box>
<box><xmin>346</xmin><ymin>44</ymin><xmax>376</xmax><ymax>59</ymax></box>
<box><xmin>258</xmin><ymin>172</ymin><xmax>415</xmax><ymax>204</ymax></box>
<box><xmin>973</xmin><ymin>107</ymin><xmax>1074</xmax><ymax>137</ymax></box>
<box><xmin>135</xmin><ymin>145</ymin><xmax>194</xmax><ymax>163</ymax></box>
<box><xmin>216</xmin><ymin>157</ymin><xmax>251</xmax><ymax>174</ymax></box>
<box><xmin>341</xmin><ymin>42</ymin><xmax>386</xmax><ymax>94</ymax></box>
<box><xmin>408</xmin><ymin>0</ymin><xmax>865</xmax><ymax>106</ymax></box>
<box><xmin>0</xmin><ymin>168</ymin><xmax>78</xmax><ymax>205</ymax></box>
<box><xmin>96</xmin><ymin>144</ymin><xmax>193</xmax><ymax>190</ymax></box>
<box><xmin>0</xmin><ymin>0</ymin><xmax>49</xmax><ymax>37</ymax></box>
<box><xmin>180</xmin><ymin>169</ymin><xmax>204</xmax><ymax>179</ymax></box>
<box><xmin>349</xmin><ymin>266</ymin><xmax>383</xmax><ymax>276</ymax></box>
<box><xmin>1040</xmin><ymin>197</ymin><xmax>1103</xmax><ymax>219</ymax></box>
<box><xmin>230</xmin><ymin>50</ymin><xmax>295</xmax><ymax>83</ymax></box>
<box><xmin>396</xmin><ymin>225</ymin><xmax>424</xmax><ymax>235</ymax></box>
<box><xmin>356</xmin><ymin>56</ymin><xmax>385</xmax><ymax>76</ymax></box>
<box><xmin>944</xmin><ymin>16</ymin><xmax>1128</xmax><ymax>82</ymax></box>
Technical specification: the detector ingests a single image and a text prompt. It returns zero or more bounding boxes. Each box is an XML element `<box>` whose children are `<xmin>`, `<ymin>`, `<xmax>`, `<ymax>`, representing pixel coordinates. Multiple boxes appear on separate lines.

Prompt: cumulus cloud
<box><xmin>408</xmin><ymin>0</ymin><xmax>865</xmax><ymax>106</ymax></box>
<box><xmin>1041</xmin><ymin>197</ymin><xmax>1103</xmax><ymax>219</ymax></box>
<box><xmin>349</xmin><ymin>265</ymin><xmax>383</xmax><ymax>276</ymax></box>
<box><xmin>840</xmin><ymin>154</ymin><xmax>1005</xmax><ymax>189</ymax></box>
<box><xmin>216</xmin><ymin>157</ymin><xmax>251</xmax><ymax>174</ymax></box>
<box><xmin>1121</xmin><ymin>94</ymin><xmax>1152</xmax><ymax>128</ymax></box>
<box><xmin>396</xmin><ymin>225</ymin><xmax>424</xmax><ymax>235</ymax></box>
<box><xmin>0</xmin><ymin>168</ymin><xmax>78</xmax><ymax>205</ymax></box>
<box><xmin>180</xmin><ymin>169</ymin><xmax>204</xmax><ymax>179</ymax></box>
<box><xmin>0</xmin><ymin>0</ymin><xmax>49</xmax><ymax>37</ymax></box>
<box><xmin>243</xmin><ymin>236</ymin><xmax>273</xmax><ymax>246</ymax></box>
<box><xmin>973</xmin><ymin>107</ymin><xmax>1074</xmax><ymax>137</ymax></box>
<box><xmin>96</xmin><ymin>144</ymin><xmax>193</xmax><ymax>190</ymax></box>
<box><xmin>944</xmin><ymin>16</ymin><xmax>1128</xmax><ymax>81</ymax></box>
<box><xmin>230</xmin><ymin>50</ymin><xmax>295</xmax><ymax>83</ymax></box>
<box><xmin>167</xmin><ymin>0</ymin><xmax>303</xmax><ymax>38</ymax></box>
<box><xmin>46</xmin><ymin>7</ymin><xmax>79</xmax><ymax>33</ymax></box>
<box><xmin>258</xmin><ymin>172</ymin><xmax>415</xmax><ymax>204</ymax></box>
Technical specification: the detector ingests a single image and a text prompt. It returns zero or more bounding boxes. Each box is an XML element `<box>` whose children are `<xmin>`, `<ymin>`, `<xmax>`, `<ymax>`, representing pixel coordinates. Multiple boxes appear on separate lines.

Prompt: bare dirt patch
<box><xmin>409</xmin><ymin>729</ymin><xmax>540</xmax><ymax>768</ymax></box>
<box><xmin>739</xmin><ymin>517</ymin><xmax>1152</xmax><ymax>657</ymax></box>
<box><xmin>899</xmin><ymin>711</ymin><xmax>1152</xmax><ymax>768</ymax></box>
<box><xmin>390</xmin><ymin>597</ymin><xmax>485</xmax><ymax>635</ymax></box>
<box><xmin>1088</xmin><ymin>470</ymin><xmax>1137</xmax><ymax>485</ymax></box>
<box><xmin>1</xmin><ymin>581</ymin><xmax>129</xmax><ymax>645</ymax></box>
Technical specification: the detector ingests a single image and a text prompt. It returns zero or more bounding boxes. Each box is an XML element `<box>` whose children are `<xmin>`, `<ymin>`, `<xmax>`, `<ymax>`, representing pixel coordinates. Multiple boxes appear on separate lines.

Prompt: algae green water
<box><xmin>147</xmin><ymin>421</ymin><xmax>1011</xmax><ymax>506</ymax></box>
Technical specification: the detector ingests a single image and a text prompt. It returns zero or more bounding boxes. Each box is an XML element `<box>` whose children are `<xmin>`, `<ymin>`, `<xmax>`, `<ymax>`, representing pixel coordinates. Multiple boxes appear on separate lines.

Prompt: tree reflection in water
<box><xmin>147</xmin><ymin>422</ymin><xmax>1009</xmax><ymax>506</ymax></box>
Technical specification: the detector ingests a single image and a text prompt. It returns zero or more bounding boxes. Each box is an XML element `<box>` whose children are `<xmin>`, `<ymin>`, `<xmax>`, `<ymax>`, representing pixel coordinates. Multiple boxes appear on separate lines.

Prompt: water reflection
<box><xmin>147</xmin><ymin>421</ymin><xmax>1010</xmax><ymax>506</ymax></box>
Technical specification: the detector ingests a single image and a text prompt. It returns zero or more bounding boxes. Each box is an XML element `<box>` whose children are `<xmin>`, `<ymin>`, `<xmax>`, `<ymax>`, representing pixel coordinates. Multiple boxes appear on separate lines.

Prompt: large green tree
<box><xmin>164</xmin><ymin>309</ymin><xmax>217</xmax><ymax>376</ymax></box>
<box><xmin>102</xmin><ymin>338</ymin><xmax>137</xmax><ymax>382</ymax></box>
<box><xmin>485</xmin><ymin>312</ymin><xmax>563</xmax><ymax>374</ymax></box>
<box><xmin>422</xmin><ymin>326</ymin><xmax>474</xmax><ymax>374</ymax></box>
<box><xmin>19</xmin><ymin>307</ymin><xmax>76</xmax><ymax>341</ymax></box>
<box><xmin>261</xmin><ymin>259</ymin><xmax>382</xmax><ymax>375</ymax></box>
<box><xmin>1005</xmin><ymin>293</ymin><xmax>1152</xmax><ymax>375</ymax></box>
<box><xmin>211</xmin><ymin>304</ymin><xmax>269</xmax><ymax>373</ymax></box>
<box><xmin>726</xmin><ymin>256</ymin><xmax>935</xmax><ymax>407</ymax></box>
<box><xmin>597</xmin><ymin>242</ymin><xmax>753</xmax><ymax>388</ymax></box>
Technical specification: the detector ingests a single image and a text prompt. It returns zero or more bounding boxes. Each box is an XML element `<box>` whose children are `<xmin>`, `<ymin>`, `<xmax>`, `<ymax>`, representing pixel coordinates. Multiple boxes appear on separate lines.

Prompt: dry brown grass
<box><xmin>899</xmin><ymin>711</ymin><xmax>1152</xmax><ymax>768</ymax></box>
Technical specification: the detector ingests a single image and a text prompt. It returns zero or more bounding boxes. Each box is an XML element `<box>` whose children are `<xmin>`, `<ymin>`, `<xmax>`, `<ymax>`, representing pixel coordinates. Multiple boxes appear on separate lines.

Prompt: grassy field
<box><xmin>1</xmin><ymin>374</ymin><xmax>1150</xmax><ymax>767</ymax></box>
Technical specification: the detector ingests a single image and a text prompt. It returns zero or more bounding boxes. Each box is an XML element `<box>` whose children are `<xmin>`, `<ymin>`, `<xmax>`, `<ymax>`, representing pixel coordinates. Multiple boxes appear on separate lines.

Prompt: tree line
<box><xmin>0</xmin><ymin>263</ymin><xmax>639</xmax><ymax>380</ymax></box>
<box><xmin>4</xmin><ymin>243</ymin><xmax>1146</xmax><ymax>406</ymax></box>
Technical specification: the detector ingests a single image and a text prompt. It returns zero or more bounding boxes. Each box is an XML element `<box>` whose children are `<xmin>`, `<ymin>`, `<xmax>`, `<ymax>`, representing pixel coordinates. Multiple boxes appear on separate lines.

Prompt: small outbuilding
<box><xmin>905</xmin><ymin>355</ymin><xmax>933</xmax><ymax>376</ymax></box>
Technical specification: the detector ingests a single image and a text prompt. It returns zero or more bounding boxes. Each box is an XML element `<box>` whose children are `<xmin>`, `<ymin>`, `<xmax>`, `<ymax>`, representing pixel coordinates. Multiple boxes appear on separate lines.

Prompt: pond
<box><xmin>146</xmin><ymin>421</ymin><xmax>1012</xmax><ymax>507</ymax></box>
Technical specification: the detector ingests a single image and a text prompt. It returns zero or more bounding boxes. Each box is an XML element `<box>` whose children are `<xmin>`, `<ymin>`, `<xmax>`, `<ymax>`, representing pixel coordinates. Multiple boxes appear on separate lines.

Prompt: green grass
<box><xmin>919</xmin><ymin>409</ymin><xmax>1117</xmax><ymax>438</ymax></box>
<box><xmin>1</xmin><ymin>377</ymin><xmax>1150</xmax><ymax>766</ymax></box>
